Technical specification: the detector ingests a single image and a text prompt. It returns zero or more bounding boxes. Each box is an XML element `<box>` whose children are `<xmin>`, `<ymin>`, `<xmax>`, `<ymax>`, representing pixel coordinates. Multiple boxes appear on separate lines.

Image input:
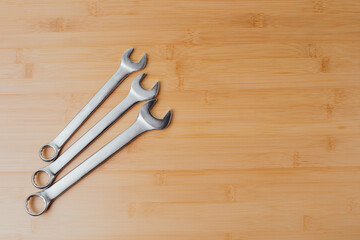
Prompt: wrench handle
<box><xmin>44</xmin><ymin>119</ymin><xmax>147</xmax><ymax>201</ymax></box>
<box><xmin>39</xmin><ymin>68</ymin><xmax>130</xmax><ymax>162</ymax></box>
<box><xmin>33</xmin><ymin>94</ymin><xmax>138</xmax><ymax>189</ymax></box>
<box><xmin>26</xmin><ymin>99</ymin><xmax>172</xmax><ymax>216</ymax></box>
<box><xmin>50</xmin><ymin>94</ymin><xmax>136</xmax><ymax>174</ymax></box>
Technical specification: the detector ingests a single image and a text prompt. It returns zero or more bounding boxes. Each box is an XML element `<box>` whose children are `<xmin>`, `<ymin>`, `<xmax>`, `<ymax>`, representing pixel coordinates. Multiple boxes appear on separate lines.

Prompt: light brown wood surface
<box><xmin>1</xmin><ymin>0</ymin><xmax>360</xmax><ymax>239</ymax></box>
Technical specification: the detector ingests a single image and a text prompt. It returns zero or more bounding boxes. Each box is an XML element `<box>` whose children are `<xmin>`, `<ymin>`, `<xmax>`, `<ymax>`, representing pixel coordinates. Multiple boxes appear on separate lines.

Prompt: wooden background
<box><xmin>1</xmin><ymin>0</ymin><xmax>360</xmax><ymax>239</ymax></box>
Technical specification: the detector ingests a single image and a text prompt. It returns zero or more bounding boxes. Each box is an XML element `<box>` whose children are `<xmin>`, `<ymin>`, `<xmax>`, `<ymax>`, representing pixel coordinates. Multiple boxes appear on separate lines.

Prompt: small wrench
<box><xmin>26</xmin><ymin>100</ymin><xmax>172</xmax><ymax>216</ymax></box>
<box><xmin>32</xmin><ymin>73</ymin><xmax>159</xmax><ymax>189</ymax></box>
<box><xmin>39</xmin><ymin>48</ymin><xmax>147</xmax><ymax>162</ymax></box>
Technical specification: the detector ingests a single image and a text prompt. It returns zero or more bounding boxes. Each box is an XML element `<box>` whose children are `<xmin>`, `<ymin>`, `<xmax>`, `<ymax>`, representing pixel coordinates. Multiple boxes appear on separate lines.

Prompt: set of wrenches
<box><xmin>25</xmin><ymin>48</ymin><xmax>172</xmax><ymax>216</ymax></box>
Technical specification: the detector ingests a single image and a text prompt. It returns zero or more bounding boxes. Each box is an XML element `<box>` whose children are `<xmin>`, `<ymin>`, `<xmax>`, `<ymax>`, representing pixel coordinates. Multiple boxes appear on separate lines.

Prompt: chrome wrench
<box><xmin>26</xmin><ymin>100</ymin><xmax>172</xmax><ymax>216</ymax></box>
<box><xmin>39</xmin><ymin>48</ymin><xmax>147</xmax><ymax>162</ymax></box>
<box><xmin>32</xmin><ymin>73</ymin><xmax>158</xmax><ymax>189</ymax></box>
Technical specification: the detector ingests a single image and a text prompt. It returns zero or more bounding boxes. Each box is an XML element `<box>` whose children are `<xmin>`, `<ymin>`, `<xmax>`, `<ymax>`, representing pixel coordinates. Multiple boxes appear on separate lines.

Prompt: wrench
<box><xmin>32</xmin><ymin>73</ymin><xmax>159</xmax><ymax>189</ymax></box>
<box><xmin>25</xmin><ymin>100</ymin><xmax>172</xmax><ymax>216</ymax></box>
<box><xmin>39</xmin><ymin>48</ymin><xmax>147</xmax><ymax>162</ymax></box>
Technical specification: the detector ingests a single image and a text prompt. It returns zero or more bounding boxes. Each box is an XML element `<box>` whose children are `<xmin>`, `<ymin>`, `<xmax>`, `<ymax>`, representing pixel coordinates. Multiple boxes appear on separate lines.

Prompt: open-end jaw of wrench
<box><xmin>39</xmin><ymin>48</ymin><xmax>146</xmax><ymax>162</ymax></box>
<box><xmin>26</xmin><ymin>99</ymin><xmax>172</xmax><ymax>216</ymax></box>
<box><xmin>32</xmin><ymin>73</ymin><xmax>158</xmax><ymax>189</ymax></box>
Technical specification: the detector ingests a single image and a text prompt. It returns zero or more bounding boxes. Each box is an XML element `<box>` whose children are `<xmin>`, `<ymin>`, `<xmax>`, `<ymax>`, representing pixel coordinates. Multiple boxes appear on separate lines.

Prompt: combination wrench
<box><xmin>26</xmin><ymin>100</ymin><xmax>172</xmax><ymax>216</ymax></box>
<box><xmin>32</xmin><ymin>73</ymin><xmax>159</xmax><ymax>189</ymax></box>
<box><xmin>39</xmin><ymin>48</ymin><xmax>147</xmax><ymax>162</ymax></box>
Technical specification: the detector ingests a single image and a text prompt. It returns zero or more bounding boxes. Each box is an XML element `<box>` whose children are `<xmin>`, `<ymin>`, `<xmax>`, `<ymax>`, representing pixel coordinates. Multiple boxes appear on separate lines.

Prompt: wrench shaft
<box><xmin>46</xmin><ymin>120</ymin><xmax>146</xmax><ymax>200</ymax></box>
<box><xmin>33</xmin><ymin>73</ymin><xmax>159</xmax><ymax>189</ymax></box>
<box><xmin>26</xmin><ymin>100</ymin><xmax>172</xmax><ymax>216</ymax></box>
<box><xmin>52</xmin><ymin>68</ymin><xmax>129</xmax><ymax>149</ymax></box>
<box><xmin>50</xmin><ymin>93</ymin><xmax>136</xmax><ymax>174</ymax></box>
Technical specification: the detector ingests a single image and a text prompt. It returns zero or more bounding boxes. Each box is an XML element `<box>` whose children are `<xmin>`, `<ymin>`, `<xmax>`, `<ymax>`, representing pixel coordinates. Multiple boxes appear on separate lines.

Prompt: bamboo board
<box><xmin>1</xmin><ymin>0</ymin><xmax>360</xmax><ymax>239</ymax></box>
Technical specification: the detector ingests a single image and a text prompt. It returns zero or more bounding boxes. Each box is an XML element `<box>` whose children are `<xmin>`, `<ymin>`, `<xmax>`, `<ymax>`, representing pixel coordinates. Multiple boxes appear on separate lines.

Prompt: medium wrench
<box><xmin>32</xmin><ymin>73</ymin><xmax>159</xmax><ymax>189</ymax></box>
<box><xmin>39</xmin><ymin>48</ymin><xmax>147</xmax><ymax>162</ymax></box>
<box><xmin>26</xmin><ymin>100</ymin><xmax>172</xmax><ymax>216</ymax></box>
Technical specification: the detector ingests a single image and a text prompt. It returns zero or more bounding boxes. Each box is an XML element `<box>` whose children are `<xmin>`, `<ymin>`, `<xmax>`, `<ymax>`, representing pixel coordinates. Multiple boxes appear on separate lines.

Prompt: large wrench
<box><xmin>26</xmin><ymin>100</ymin><xmax>172</xmax><ymax>216</ymax></box>
<box><xmin>32</xmin><ymin>73</ymin><xmax>158</xmax><ymax>189</ymax></box>
<box><xmin>39</xmin><ymin>48</ymin><xmax>147</xmax><ymax>162</ymax></box>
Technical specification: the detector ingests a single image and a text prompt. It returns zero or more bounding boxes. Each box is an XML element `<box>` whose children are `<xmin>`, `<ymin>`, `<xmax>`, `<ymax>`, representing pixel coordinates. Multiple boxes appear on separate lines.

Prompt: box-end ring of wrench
<box><xmin>32</xmin><ymin>73</ymin><xmax>158</xmax><ymax>189</ymax></box>
<box><xmin>39</xmin><ymin>48</ymin><xmax>147</xmax><ymax>162</ymax></box>
<box><xmin>26</xmin><ymin>100</ymin><xmax>172</xmax><ymax>216</ymax></box>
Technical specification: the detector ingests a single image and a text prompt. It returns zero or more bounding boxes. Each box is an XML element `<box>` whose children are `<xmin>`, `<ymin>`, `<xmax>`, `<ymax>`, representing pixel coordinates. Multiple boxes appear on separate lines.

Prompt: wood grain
<box><xmin>1</xmin><ymin>0</ymin><xmax>360</xmax><ymax>239</ymax></box>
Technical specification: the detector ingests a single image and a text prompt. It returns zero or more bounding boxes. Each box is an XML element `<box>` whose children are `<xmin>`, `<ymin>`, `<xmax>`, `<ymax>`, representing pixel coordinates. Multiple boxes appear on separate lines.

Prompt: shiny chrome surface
<box><xmin>39</xmin><ymin>48</ymin><xmax>147</xmax><ymax>162</ymax></box>
<box><xmin>26</xmin><ymin>100</ymin><xmax>172</xmax><ymax>216</ymax></box>
<box><xmin>32</xmin><ymin>74</ymin><xmax>158</xmax><ymax>189</ymax></box>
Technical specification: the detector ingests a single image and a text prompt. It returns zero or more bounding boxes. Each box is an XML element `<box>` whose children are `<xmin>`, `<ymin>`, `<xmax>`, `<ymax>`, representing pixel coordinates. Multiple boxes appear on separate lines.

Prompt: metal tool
<box><xmin>39</xmin><ymin>48</ymin><xmax>147</xmax><ymax>162</ymax></box>
<box><xmin>32</xmin><ymin>73</ymin><xmax>159</xmax><ymax>189</ymax></box>
<box><xmin>26</xmin><ymin>100</ymin><xmax>172</xmax><ymax>216</ymax></box>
